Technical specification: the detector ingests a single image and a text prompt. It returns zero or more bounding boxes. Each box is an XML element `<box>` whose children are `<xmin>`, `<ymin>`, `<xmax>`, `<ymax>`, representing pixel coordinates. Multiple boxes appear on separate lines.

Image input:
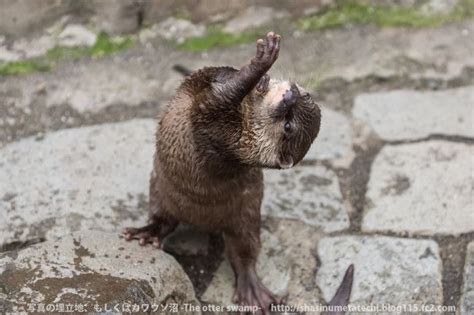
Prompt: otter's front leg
<box><xmin>122</xmin><ymin>215</ymin><xmax>178</xmax><ymax>248</ymax></box>
<box><xmin>224</xmin><ymin>225</ymin><xmax>279</xmax><ymax>314</ymax></box>
<box><xmin>217</xmin><ymin>32</ymin><xmax>280</xmax><ymax>105</ymax></box>
<box><xmin>122</xmin><ymin>171</ymin><xmax>178</xmax><ymax>248</ymax></box>
<box><xmin>239</xmin><ymin>31</ymin><xmax>280</xmax><ymax>90</ymax></box>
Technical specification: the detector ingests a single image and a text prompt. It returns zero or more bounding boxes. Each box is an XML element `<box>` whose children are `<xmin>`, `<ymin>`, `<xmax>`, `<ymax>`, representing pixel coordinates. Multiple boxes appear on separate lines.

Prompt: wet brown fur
<box><xmin>153</xmin><ymin>67</ymin><xmax>263</xmax><ymax>231</ymax></box>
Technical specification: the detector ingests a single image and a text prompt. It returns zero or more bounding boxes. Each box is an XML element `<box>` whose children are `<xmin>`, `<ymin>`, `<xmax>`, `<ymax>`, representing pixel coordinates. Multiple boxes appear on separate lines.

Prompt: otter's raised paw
<box><xmin>254</xmin><ymin>32</ymin><xmax>281</xmax><ymax>72</ymax></box>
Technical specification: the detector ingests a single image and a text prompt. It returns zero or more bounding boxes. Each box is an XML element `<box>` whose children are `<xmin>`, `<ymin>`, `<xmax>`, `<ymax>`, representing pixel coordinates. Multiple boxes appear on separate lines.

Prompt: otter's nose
<box><xmin>283</xmin><ymin>89</ymin><xmax>296</xmax><ymax>106</ymax></box>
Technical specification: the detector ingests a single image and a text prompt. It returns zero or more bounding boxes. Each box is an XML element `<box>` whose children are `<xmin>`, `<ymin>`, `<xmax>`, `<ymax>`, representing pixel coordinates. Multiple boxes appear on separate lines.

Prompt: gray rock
<box><xmin>362</xmin><ymin>141</ymin><xmax>473</xmax><ymax>235</ymax></box>
<box><xmin>0</xmin><ymin>230</ymin><xmax>199</xmax><ymax>313</ymax></box>
<box><xmin>460</xmin><ymin>242</ymin><xmax>474</xmax><ymax>315</ymax></box>
<box><xmin>147</xmin><ymin>17</ymin><xmax>206</xmax><ymax>44</ymax></box>
<box><xmin>263</xmin><ymin>166</ymin><xmax>350</xmax><ymax>232</ymax></box>
<box><xmin>0</xmin><ymin>46</ymin><xmax>21</xmax><ymax>62</ymax></box>
<box><xmin>58</xmin><ymin>24</ymin><xmax>97</xmax><ymax>47</ymax></box>
<box><xmin>0</xmin><ymin>0</ymin><xmax>74</xmax><ymax>36</ymax></box>
<box><xmin>223</xmin><ymin>6</ymin><xmax>289</xmax><ymax>33</ymax></box>
<box><xmin>1</xmin><ymin>60</ymin><xmax>164</xmax><ymax>113</ymax></box>
<box><xmin>88</xmin><ymin>0</ymin><xmax>145</xmax><ymax>35</ymax></box>
<box><xmin>305</xmin><ymin>108</ymin><xmax>353</xmax><ymax>166</ymax></box>
<box><xmin>353</xmin><ymin>87</ymin><xmax>474</xmax><ymax>141</ymax></box>
<box><xmin>12</xmin><ymin>35</ymin><xmax>56</xmax><ymax>59</ymax></box>
<box><xmin>45</xmin><ymin>15</ymin><xmax>71</xmax><ymax>36</ymax></box>
<box><xmin>266</xmin><ymin>218</ymin><xmax>325</xmax><ymax>307</ymax></box>
<box><xmin>0</xmin><ymin>35</ymin><xmax>56</xmax><ymax>62</ymax></box>
<box><xmin>0</xmin><ymin>119</ymin><xmax>155</xmax><ymax>247</ymax></box>
<box><xmin>421</xmin><ymin>0</ymin><xmax>459</xmax><ymax>14</ymax></box>
<box><xmin>316</xmin><ymin>235</ymin><xmax>443</xmax><ymax>306</ymax></box>
<box><xmin>278</xmin><ymin>20</ymin><xmax>474</xmax><ymax>83</ymax></box>
<box><xmin>201</xmin><ymin>229</ymin><xmax>290</xmax><ymax>305</ymax></box>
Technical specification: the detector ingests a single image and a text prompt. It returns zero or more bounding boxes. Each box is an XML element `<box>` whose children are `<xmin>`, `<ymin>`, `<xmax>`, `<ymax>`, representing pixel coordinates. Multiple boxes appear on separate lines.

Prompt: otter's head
<box><xmin>239</xmin><ymin>79</ymin><xmax>321</xmax><ymax>169</ymax></box>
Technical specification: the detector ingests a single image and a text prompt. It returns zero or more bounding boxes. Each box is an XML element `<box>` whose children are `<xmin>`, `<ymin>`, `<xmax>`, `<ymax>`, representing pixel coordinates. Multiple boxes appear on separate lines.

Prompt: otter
<box><xmin>123</xmin><ymin>32</ymin><xmax>352</xmax><ymax>313</ymax></box>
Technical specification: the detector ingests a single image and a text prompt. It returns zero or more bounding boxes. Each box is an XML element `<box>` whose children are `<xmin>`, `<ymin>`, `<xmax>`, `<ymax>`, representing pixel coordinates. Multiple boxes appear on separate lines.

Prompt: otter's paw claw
<box><xmin>254</xmin><ymin>32</ymin><xmax>281</xmax><ymax>71</ymax></box>
<box><xmin>122</xmin><ymin>225</ymin><xmax>162</xmax><ymax>248</ymax></box>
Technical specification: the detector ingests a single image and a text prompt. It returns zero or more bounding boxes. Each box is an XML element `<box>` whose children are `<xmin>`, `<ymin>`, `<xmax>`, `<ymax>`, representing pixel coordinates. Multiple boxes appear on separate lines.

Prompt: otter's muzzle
<box><xmin>282</xmin><ymin>84</ymin><xmax>299</xmax><ymax>107</ymax></box>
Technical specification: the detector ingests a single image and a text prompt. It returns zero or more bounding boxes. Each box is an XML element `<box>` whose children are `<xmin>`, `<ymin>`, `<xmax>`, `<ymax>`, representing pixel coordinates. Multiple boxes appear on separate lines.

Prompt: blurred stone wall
<box><xmin>0</xmin><ymin>0</ymin><xmax>332</xmax><ymax>37</ymax></box>
<box><xmin>0</xmin><ymin>0</ymin><xmax>75</xmax><ymax>36</ymax></box>
<box><xmin>0</xmin><ymin>0</ymin><xmax>431</xmax><ymax>37</ymax></box>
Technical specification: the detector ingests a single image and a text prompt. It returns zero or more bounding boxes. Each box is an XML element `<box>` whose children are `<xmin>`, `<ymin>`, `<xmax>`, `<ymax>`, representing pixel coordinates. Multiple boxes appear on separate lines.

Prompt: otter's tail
<box><xmin>173</xmin><ymin>64</ymin><xmax>193</xmax><ymax>76</ymax></box>
<box><xmin>321</xmin><ymin>264</ymin><xmax>354</xmax><ymax>315</ymax></box>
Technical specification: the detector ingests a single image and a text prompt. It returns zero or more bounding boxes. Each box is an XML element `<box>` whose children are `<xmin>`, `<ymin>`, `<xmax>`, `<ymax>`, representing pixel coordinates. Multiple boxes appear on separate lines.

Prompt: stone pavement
<box><xmin>1</xmin><ymin>12</ymin><xmax>473</xmax><ymax>315</ymax></box>
<box><xmin>0</xmin><ymin>231</ymin><xmax>199</xmax><ymax>311</ymax></box>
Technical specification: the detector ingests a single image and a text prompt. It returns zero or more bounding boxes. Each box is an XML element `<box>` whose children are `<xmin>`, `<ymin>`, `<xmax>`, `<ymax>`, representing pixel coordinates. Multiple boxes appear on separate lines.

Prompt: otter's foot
<box><xmin>233</xmin><ymin>272</ymin><xmax>279</xmax><ymax>315</ymax></box>
<box><xmin>122</xmin><ymin>218</ymin><xmax>177</xmax><ymax>248</ymax></box>
<box><xmin>253</xmin><ymin>32</ymin><xmax>281</xmax><ymax>72</ymax></box>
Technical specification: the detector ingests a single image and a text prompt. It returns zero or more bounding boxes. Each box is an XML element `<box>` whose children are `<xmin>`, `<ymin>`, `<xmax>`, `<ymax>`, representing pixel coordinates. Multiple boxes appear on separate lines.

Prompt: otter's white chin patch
<box><xmin>278</xmin><ymin>157</ymin><xmax>294</xmax><ymax>169</ymax></box>
<box><xmin>279</xmin><ymin>162</ymin><xmax>294</xmax><ymax>169</ymax></box>
<box><xmin>264</xmin><ymin>80</ymin><xmax>291</xmax><ymax>106</ymax></box>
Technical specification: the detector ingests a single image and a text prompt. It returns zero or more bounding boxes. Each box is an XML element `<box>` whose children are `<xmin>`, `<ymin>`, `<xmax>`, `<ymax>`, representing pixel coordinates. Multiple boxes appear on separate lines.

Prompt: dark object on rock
<box><xmin>322</xmin><ymin>264</ymin><xmax>354</xmax><ymax>315</ymax></box>
<box><xmin>124</xmin><ymin>31</ymin><xmax>321</xmax><ymax>313</ymax></box>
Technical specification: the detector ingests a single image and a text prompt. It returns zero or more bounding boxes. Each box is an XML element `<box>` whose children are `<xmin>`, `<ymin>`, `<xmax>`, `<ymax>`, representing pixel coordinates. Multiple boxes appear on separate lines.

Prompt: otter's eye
<box><xmin>284</xmin><ymin>121</ymin><xmax>291</xmax><ymax>133</ymax></box>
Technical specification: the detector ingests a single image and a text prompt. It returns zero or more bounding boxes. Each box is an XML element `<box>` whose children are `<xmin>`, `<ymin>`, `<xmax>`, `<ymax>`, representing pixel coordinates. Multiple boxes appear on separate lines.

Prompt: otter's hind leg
<box><xmin>225</xmin><ymin>227</ymin><xmax>280</xmax><ymax>314</ymax></box>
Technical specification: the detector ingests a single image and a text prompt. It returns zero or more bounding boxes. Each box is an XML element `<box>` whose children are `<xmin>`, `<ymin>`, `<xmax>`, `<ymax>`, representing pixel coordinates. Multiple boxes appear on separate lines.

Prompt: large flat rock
<box><xmin>271</xmin><ymin>20</ymin><xmax>474</xmax><ymax>83</ymax></box>
<box><xmin>267</xmin><ymin>218</ymin><xmax>325</xmax><ymax>307</ymax></box>
<box><xmin>353</xmin><ymin>87</ymin><xmax>474</xmax><ymax>141</ymax></box>
<box><xmin>0</xmin><ymin>230</ymin><xmax>199</xmax><ymax>313</ymax></box>
<box><xmin>362</xmin><ymin>141</ymin><xmax>473</xmax><ymax>235</ymax></box>
<box><xmin>316</xmin><ymin>235</ymin><xmax>443</xmax><ymax>306</ymax></box>
<box><xmin>263</xmin><ymin>166</ymin><xmax>350</xmax><ymax>232</ymax></box>
<box><xmin>223</xmin><ymin>6</ymin><xmax>288</xmax><ymax>33</ymax></box>
<box><xmin>0</xmin><ymin>119</ymin><xmax>155</xmax><ymax>247</ymax></box>
<box><xmin>460</xmin><ymin>242</ymin><xmax>474</xmax><ymax>315</ymax></box>
<box><xmin>0</xmin><ymin>62</ymin><xmax>166</xmax><ymax>113</ymax></box>
<box><xmin>305</xmin><ymin>108</ymin><xmax>353</xmax><ymax>165</ymax></box>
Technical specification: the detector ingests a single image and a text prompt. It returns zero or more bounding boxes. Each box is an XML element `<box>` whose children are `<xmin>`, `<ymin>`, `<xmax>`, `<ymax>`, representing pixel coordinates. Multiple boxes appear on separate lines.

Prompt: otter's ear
<box><xmin>302</xmin><ymin>92</ymin><xmax>312</xmax><ymax>100</ymax></box>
